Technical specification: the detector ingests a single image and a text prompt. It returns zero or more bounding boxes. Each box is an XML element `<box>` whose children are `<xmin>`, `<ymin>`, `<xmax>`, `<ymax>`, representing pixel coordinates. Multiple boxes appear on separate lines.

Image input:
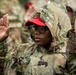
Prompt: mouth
<box><xmin>34</xmin><ymin>37</ymin><xmax>41</xmax><ymax>42</ymax></box>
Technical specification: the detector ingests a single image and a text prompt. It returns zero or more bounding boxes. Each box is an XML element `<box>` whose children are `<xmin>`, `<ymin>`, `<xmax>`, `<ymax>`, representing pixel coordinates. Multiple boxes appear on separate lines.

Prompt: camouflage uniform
<box><xmin>0</xmin><ymin>0</ymin><xmax>24</xmax><ymax>74</ymax></box>
<box><xmin>20</xmin><ymin>24</ymin><xmax>33</xmax><ymax>43</ymax></box>
<box><xmin>0</xmin><ymin>0</ymin><xmax>32</xmax><ymax>75</ymax></box>
<box><xmin>48</xmin><ymin>0</ymin><xmax>76</xmax><ymax>75</ymax></box>
<box><xmin>0</xmin><ymin>2</ymin><xmax>71</xmax><ymax>75</ymax></box>
<box><xmin>67</xmin><ymin>30</ymin><xmax>76</xmax><ymax>75</ymax></box>
<box><xmin>64</xmin><ymin>0</ymin><xmax>76</xmax><ymax>75</ymax></box>
<box><xmin>65</xmin><ymin>0</ymin><xmax>76</xmax><ymax>28</ymax></box>
<box><xmin>50</xmin><ymin>0</ymin><xmax>68</xmax><ymax>4</ymax></box>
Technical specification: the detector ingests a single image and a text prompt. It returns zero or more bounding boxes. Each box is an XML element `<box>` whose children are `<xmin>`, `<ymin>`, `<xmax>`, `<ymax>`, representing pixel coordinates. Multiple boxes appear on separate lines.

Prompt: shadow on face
<box><xmin>66</xmin><ymin>6</ymin><xmax>73</xmax><ymax>21</ymax></box>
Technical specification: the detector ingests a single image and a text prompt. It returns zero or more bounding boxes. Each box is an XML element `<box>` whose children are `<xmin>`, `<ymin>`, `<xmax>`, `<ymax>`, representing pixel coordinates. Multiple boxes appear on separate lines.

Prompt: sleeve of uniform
<box><xmin>67</xmin><ymin>29</ymin><xmax>76</xmax><ymax>75</ymax></box>
<box><xmin>67</xmin><ymin>29</ymin><xmax>76</xmax><ymax>53</ymax></box>
<box><xmin>0</xmin><ymin>40</ymin><xmax>7</xmax><ymax>75</ymax></box>
<box><xmin>15</xmin><ymin>43</ymin><xmax>36</xmax><ymax>74</ymax></box>
<box><xmin>4</xmin><ymin>41</ymin><xmax>35</xmax><ymax>75</ymax></box>
<box><xmin>67</xmin><ymin>53</ymin><xmax>76</xmax><ymax>75</ymax></box>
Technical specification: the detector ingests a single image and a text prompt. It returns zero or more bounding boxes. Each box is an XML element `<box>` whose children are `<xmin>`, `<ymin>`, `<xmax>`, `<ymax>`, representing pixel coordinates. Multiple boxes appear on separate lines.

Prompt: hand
<box><xmin>24</xmin><ymin>4</ymin><xmax>36</xmax><ymax>22</ymax></box>
<box><xmin>0</xmin><ymin>14</ymin><xmax>10</xmax><ymax>42</ymax></box>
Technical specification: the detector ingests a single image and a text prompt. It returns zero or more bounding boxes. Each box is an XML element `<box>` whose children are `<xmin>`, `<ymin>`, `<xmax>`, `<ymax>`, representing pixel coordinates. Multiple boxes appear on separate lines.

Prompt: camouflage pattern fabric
<box><xmin>49</xmin><ymin>0</ymin><xmax>76</xmax><ymax>75</ymax></box>
<box><xmin>20</xmin><ymin>25</ymin><xmax>33</xmax><ymax>43</ymax></box>
<box><xmin>51</xmin><ymin>0</ymin><xmax>76</xmax><ymax>27</ymax></box>
<box><xmin>65</xmin><ymin>0</ymin><xmax>76</xmax><ymax>12</ymax></box>
<box><xmin>0</xmin><ymin>1</ymin><xmax>71</xmax><ymax>75</ymax></box>
<box><xmin>50</xmin><ymin>0</ymin><xmax>68</xmax><ymax>4</ymax></box>
<box><xmin>0</xmin><ymin>0</ymin><xmax>31</xmax><ymax>75</ymax></box>
<box><xmin>0</xmin><ymin>41</ymin><xmax>7</xmax><ymax>75</ymax></box>
<box><xmin>64</xmin><ymin>0</ymin><xmax>76</xmax><ymax>74</ymax></box>
<box><xmin>65</xmin><ymin>0</ymin><xmax>76</xmax><ymax>28</ymax></box>
<box><xmin>67</xmin><ymin>29</ymin><xmax>76</xmax><ymax>75</ymax></box>
<box><xmin>67</xmin><ymin>53</ymin><xmax>76</xmax><ymax>75</ymax></box>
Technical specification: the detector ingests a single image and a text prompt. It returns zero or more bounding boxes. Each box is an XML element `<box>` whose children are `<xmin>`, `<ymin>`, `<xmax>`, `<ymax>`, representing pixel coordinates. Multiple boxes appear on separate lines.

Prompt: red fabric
<box><xmin>25</xmin><ymin>17</ymin><xmax>46</xmax><ymax>26</ymax></box>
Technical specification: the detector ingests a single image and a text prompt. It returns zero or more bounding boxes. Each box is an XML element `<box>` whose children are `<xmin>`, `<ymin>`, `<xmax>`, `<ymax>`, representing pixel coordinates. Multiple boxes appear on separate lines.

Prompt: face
<box><xmin>66</xmin><ymin>6</ymin><xmax>73</xmax><ymax>21</ymax></box>
<box><xmin>29</xmin><ymin>25</ymin><xmax>53</xmax><ymax>48</ymax></box>
<box><xmin>67</xmin><ymin>11</ymin><xmax>73</xmax><ymax>21</ymax></box>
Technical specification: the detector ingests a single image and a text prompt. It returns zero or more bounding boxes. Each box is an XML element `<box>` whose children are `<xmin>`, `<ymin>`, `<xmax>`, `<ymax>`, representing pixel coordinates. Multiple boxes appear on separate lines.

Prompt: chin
<box><xmin>36</xmin><ymin>42</ymin><xmax>44</xmax><ymax>46</ymax></box>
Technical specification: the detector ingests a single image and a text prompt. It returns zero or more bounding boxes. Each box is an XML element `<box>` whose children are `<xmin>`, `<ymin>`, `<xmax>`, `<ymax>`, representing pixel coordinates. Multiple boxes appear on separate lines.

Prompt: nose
<box><xmin>35</xmin><ymin>29</ymin><xmax>40</xmax><ymax>35</ymax></box>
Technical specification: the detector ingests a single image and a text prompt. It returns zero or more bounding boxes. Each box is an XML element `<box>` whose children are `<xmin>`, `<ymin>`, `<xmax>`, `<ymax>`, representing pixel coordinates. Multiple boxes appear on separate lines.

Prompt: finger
<box><xmin>6</xmin><ymin>26</ymin><xmax>10</xmax><ymax>34</ymax></box>
<box><xmin>0</xmin><ymin>18</ymin><xmax>3</xmax><ymax>26</ymax></box>
<box><xmin>3</xmin><ymin>14</ymin><xmax>9</xmax><ymax>27</ymax></box>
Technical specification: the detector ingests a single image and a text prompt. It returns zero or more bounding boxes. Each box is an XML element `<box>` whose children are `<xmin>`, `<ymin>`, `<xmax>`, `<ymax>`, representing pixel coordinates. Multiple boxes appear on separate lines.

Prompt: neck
<box><xmin>43</xmin><ymin>43</ymin><xmax>51</xmax><ymax>50</ymax></box>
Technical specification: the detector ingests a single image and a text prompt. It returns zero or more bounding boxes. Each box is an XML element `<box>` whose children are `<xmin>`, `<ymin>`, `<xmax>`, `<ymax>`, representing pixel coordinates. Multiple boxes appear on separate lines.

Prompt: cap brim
<box><xmin>25</xmin><ymin>17</ymin><xmax>46</xmax><ymax>26</ymax></box>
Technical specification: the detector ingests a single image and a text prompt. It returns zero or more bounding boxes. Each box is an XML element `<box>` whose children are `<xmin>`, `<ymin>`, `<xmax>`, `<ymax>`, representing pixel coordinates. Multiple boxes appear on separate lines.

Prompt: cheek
<box><xmin>67</xmin><ymin>12</ymin><xmax>73</xmax><ymax>21</ymax></box>
<box><xmin>42</xmin><ymin>33</ymin><xmax>52</xmax><ymax>45</ymax></box>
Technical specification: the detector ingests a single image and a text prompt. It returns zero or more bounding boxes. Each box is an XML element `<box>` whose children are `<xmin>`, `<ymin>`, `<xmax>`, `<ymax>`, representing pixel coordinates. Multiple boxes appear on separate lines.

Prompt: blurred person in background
<box><xmin>0</xmin><ymin>0</ymin><xmax>24</xmax><ymax>74</ymax></box>
<box><xmin>0</xmin><ymin>0</ymin><xmax>24</xmax><ymax>45</ymax></box>
<box><xmin>24</xmin><ymin>2</ymin><xmax>36</xmax><ymax>22</ymax></box>
<box><xmin>0</xmin><ymin>0</ymin><xmax>32</xmax><ymax>45</ymax></box>
<box><xmin>65</xmin><ymin>0</ymin><xmax>76</xmax><ymax>75</ymax></box>
<box><xmin>0</xmin><ymin>0</ymin><xmax>32</xmax><ymax>75</ymax></box>
<box><xmin>51</xmin><ymin>0</ymin><xmax>76</xmax><ymax>74</ymax></box>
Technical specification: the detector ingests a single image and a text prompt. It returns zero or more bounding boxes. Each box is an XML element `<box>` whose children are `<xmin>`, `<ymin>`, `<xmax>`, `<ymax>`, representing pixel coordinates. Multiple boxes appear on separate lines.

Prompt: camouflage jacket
<box><xmin>66</xmin><ymin>0</ymin><xmax>76</xmax><ymax>73</ymax></box>
<box><xmin>50</xmin><ymin>0</ymin><xmax>76</xmax><ymax>74</ymax></box>
<box><xmin>0</xmin><ymin>41</ymin><xmax>67</xmax><ymax>75</ymax></box>
<box><xmin>0</xmin><ymin>41</ymin><xmax>7</xmax><ymax>75</ymax></box>
<box><xmin>67</xmin><ymin>29</ymin><xmax>76</xmax><ymax>75</ymax></box>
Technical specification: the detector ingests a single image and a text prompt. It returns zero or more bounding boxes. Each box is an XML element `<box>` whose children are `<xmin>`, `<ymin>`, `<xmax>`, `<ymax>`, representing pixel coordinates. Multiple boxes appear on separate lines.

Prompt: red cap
<box><xmin>25</xmin><ymin>17</ymin><xmax>46</xmax><ymax>26</ymax></box>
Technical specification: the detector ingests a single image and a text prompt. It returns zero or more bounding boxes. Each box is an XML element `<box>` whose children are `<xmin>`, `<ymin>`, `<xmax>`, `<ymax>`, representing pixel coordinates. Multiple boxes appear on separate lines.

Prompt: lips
<box><xmin>34</xmin><ymin>37</ymin><xmax>41</xmax><ymax>42</ymax></box>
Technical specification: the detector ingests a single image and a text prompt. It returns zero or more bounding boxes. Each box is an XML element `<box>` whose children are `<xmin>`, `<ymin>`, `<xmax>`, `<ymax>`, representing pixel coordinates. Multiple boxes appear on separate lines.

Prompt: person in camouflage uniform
<box><xmin>0</xmin><ymin>0</ymin><xmax>32</xmax><ymax>75</ymax></box>
<box><xmin>0</xmin><ymin>0</ymin><xmax>24</xmax><ymax>74</ymax></box>
<box><xmin>53</xmin><ymin>0</ymin><xmax>76</xmax><ymax>74</ymax></box>
<box><xmin>0</xmin><ymin>1</ymin><xmax>71</xmax><ymax>75</ymax></box>
<box><xmin>48</xmin><ymin>0</ymin><xmax>76</xmax><ymax>75</ymax></box>
<box><xmin>64</xmin><ymin>0</ymin><xmax>76</xmax><ymax>28</ymax></box>
<box><xmin>64</xmin><ymin>0</ymin><xmax>76</xmax><ymax>75</ymax></box>
<box><xmin>0</xmin><ymin>0</ymin><xmax>23</xmax><ymax>45</ymax></box>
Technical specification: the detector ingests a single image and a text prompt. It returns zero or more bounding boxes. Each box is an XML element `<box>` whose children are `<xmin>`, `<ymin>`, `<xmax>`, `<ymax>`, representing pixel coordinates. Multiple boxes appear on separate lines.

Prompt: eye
<box><xmin>37</xmin><ymin>26</ymin><xmax>47</xmax><ymax>34</ymax></box>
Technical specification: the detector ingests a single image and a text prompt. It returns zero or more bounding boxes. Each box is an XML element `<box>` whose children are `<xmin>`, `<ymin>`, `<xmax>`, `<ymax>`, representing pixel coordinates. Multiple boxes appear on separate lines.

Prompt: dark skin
<box><xmin>67</xmin><ymin>11</ymin><xmax>73</xmax><ymax>21</ymax></box>
<box><xmin>67</xmin><ymin>10</ymin><xmax>73</xmax><ymax>22</ymax></box>
<box><xmin>66</xmin><ymin>6</ymin><xmax>76</xmax><ymax>33</ymax></box>
<box><xmin>34</xmin><ymin>26</ymin><xmax>53</xmax><ymax>50</ymax></box>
